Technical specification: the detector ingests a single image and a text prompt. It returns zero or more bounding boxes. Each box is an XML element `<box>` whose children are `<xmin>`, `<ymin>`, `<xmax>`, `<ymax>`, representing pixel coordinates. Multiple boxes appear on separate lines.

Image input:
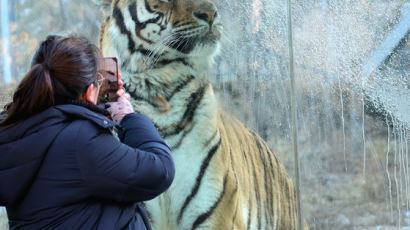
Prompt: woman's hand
<box><xmin>107</xmin><ymin>93</ymin><xmax>134</xmax><ymax>123</ymax></box>
<box><xmin>107</xmin><ymin>73</ymin><xmax>134</xmax><ymax>123</ymax></box>
<box><xmin>116</xmin><ymin>77</ymin><xmax>125</xmax><ymax>97</ymax></box>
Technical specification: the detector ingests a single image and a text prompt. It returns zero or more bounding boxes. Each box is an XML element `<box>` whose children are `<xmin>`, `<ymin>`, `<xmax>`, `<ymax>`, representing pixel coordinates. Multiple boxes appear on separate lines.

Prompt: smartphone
<box><xmin>97</xmin><ymin>57</ymin><xmax>119</xmax><ymax>104</ymax></box>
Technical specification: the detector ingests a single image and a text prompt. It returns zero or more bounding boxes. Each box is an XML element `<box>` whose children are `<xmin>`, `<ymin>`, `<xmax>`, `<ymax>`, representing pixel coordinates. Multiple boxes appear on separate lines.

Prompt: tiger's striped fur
<box><xmin>95</xmin><ymin>0</ymin><xmax>307</xmax><ymax>229</ymax></box>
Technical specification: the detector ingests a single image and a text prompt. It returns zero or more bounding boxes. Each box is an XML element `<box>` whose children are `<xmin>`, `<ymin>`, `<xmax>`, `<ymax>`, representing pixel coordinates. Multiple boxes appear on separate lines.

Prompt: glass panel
<box><xmin>290</xmin><ymin>1</ymin><xmax>409</xmax><ymax>228</ymax></box>
<box><xmin>213</xmin><ymin>0</ymin><xmax>409</xmax><ymax>228</ymax></box>
<box><xmin>213</xmin><ymin>0</ymin><xmax>293</xmax><ymax>152</ymax></box>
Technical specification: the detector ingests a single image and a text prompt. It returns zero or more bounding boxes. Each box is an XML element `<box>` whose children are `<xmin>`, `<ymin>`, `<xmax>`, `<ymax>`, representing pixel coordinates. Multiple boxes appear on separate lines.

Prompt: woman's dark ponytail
<box><xmin>0</xmin><ymin>35</ymin><xmax>100</xmax><ymax>127</ymax></box>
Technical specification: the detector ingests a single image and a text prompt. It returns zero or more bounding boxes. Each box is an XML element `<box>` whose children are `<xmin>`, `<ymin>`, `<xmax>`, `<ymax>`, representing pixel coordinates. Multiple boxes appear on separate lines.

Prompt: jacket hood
<box><xmin>0</xmin><ymin>103</ymin><xmax>114</xmax><ymax>206</ymax></box>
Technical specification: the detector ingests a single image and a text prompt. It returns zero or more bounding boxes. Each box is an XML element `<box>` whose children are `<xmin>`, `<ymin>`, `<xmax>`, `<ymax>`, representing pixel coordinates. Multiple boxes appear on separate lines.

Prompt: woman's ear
<box><xmin>84</xmin><ymin>83</ymin><xmax>98</xmax><ymax>104</ymax></box>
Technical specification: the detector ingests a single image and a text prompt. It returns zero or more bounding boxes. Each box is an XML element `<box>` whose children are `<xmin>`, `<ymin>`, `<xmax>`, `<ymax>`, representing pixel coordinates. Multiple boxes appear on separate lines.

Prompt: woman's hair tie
<box><xmin>43</xmin><ymin>61</ymin><xmax>52</xmax><ymax>71</ymax></box>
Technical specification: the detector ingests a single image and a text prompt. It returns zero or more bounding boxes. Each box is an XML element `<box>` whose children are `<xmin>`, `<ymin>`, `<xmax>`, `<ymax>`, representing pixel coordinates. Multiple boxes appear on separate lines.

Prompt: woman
<box><xmin>0</xmin><ymin>35</ymin><xmax>175</xmax><ymax>230</ymax></box>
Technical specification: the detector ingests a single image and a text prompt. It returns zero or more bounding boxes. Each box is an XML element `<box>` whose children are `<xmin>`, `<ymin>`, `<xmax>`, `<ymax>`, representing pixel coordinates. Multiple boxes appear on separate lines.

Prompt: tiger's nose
<box><xmin>193</xmin><ymin>3</ymin><xmax>218</xmax><ymax>25</ymax></box>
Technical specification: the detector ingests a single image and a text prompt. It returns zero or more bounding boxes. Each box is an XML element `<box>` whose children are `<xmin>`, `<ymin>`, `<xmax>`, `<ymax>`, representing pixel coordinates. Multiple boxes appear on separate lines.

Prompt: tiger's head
<box><xmin>95</xmin><ymin>0</ymin><xmax>222</xmax><ymax>72</ymax></box>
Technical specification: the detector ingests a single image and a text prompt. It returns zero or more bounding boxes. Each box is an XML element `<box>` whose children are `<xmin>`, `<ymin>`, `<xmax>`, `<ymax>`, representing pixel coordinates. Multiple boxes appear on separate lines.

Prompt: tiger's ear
<box><xmin>92</xmin><ymin>0</ymin><xmax>113</xmax><ymax>15</ymax></box>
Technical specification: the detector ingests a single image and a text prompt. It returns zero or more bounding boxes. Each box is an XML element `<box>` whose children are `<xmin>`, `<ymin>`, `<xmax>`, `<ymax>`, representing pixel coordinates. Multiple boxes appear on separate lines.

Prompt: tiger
<box><xmin>94</xmin><ymin>0</ymin><xmax>308</xmax><ymax>229</ymax></box>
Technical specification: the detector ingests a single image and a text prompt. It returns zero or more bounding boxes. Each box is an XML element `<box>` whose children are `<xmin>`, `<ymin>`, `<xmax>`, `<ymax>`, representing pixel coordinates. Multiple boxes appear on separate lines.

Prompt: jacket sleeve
<box><xmin>76</xmin><ymin>113</ymin><xmax>175</xmax><ymax>203</ymax></box>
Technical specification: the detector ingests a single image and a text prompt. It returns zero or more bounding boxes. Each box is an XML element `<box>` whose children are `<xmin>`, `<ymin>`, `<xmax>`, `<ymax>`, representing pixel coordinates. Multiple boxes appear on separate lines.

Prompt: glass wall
<box><xmin>1</xmin><ymin>0</ymin><xmax>409</xmax><ymax>229</ymax></box>
<box><xmin>215</xmin><ymin>0</ymin><xmax>409</xmax><ymax>228</ymax></box>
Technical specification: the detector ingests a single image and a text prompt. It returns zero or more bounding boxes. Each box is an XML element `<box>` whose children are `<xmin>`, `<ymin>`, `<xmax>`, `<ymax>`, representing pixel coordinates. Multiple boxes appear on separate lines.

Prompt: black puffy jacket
<box><xmin>0</xmin><ymin>102</ymin><xmax>175</xmax><ymax>229</ymax></box>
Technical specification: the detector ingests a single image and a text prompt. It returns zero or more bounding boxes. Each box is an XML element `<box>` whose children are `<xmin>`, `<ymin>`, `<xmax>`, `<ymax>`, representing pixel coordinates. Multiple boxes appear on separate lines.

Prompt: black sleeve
<box><xmin>76</xmin><ymin>114</ymin><xmax>175</xmax><ymax>203</ymax></box>
<box><xmin>118</xmin><ymin>113</ymin><xmax>170</xmax><ymax>152</ymax></box>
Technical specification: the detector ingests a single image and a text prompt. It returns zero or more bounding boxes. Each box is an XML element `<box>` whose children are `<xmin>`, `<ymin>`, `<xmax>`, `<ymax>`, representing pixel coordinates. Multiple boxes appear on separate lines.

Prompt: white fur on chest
<box><xmin>140</xmin><ymin>83</ymin><xmax>223</xmax><ymax>229</ymax></box>
<box><xmin>146</xmin><ymin>141</ymin><xmax>223</xmax><ymax>229</ymax></box>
